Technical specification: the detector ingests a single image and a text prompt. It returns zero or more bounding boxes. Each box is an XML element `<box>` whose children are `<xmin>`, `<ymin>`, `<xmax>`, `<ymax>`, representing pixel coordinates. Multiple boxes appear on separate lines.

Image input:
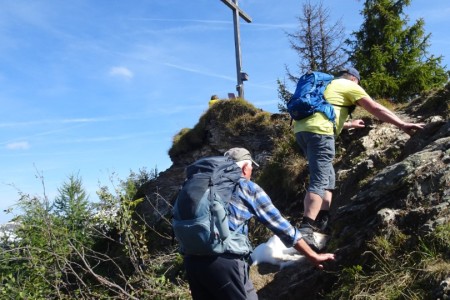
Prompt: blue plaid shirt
<box><xmin>228</xmin><ymin>177</ymin><xmax>302</xmax><ymax>248</ymax></box>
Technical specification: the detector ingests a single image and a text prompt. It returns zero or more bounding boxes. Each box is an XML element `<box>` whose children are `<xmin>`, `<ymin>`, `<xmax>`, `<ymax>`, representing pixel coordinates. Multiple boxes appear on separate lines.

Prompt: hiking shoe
<box><xmin>316</xmin><ymin>218</ymin><xmax>332</xmax><ymax>235</ymax></box>
<box><xmin>316</xmin><ymin>216</ymin><xmax>328</xmax><ymax>232</ymax></box>
<box><xmin>299</xmin><ymin>224</ymin><xmax>320</xmax><ymax>252</ymax></box>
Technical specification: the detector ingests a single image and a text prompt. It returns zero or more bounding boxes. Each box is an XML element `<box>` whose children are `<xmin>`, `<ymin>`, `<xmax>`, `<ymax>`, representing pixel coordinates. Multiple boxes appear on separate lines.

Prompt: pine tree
<box><xmin>347</xmin><ymin>0</ymin><xmax>448</xmax><ymax>101</ymax></box>
<box><xmin>53</xmin><ymin>173</ymin><xmax>91</xmax><ymax>244</ymax></box>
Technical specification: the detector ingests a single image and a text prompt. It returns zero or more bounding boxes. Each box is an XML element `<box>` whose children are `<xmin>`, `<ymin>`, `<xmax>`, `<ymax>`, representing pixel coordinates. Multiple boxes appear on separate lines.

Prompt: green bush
<box><xmin>0</xmin><ymin>170</ymin><xmax>190</xmax><ymax>299</ymax></box>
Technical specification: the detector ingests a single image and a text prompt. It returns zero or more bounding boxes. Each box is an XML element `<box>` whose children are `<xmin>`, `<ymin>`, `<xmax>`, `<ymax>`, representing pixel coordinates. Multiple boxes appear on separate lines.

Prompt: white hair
<box><xmin>235</xmin><ymin>159</ymin><xmax>252</xmax><ymax>169</ymax></box>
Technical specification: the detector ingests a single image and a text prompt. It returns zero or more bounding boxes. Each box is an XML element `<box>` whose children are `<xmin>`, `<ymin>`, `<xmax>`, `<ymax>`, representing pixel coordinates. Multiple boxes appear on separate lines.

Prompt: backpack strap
<box><xmin>208</xmin><ymin>179</ymin><xmax>216</xmax><ymax>242</ymax></box>
<box><xmin>332</xmin><ymin>104</ymin><xmax>357</xmax><ymax>119</ymax></box>
<box><xmin>232</xmin><ymin>219</ymin><xmax>248</xmax><ymax>234</ymax></box>
<box><xmin>211</xmin><ymin>180</ymin><xmax>248</xmax><ymax>237</ymax></box>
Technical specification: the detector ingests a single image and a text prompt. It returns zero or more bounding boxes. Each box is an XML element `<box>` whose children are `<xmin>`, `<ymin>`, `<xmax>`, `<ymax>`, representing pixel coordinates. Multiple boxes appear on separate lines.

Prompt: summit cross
<box><xmin>220</xmin><ymin>0</ymin><xmax>252</xmax><ymax>99</ymax></box>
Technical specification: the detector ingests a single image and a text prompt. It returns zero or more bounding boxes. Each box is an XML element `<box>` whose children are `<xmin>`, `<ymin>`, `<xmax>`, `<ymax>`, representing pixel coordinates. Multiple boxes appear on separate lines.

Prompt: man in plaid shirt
<box><xmin>184</xmin><ymin>147</ymin><xmax>335</xmax><ymax>300</ymax></box>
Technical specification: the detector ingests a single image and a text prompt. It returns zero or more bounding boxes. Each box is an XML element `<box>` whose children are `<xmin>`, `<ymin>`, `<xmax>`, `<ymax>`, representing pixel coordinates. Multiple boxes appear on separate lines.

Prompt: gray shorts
<box><xmin>295</xmin><ymin>132</ymin><xmax>335</xmax><ymax>198</ymax></box>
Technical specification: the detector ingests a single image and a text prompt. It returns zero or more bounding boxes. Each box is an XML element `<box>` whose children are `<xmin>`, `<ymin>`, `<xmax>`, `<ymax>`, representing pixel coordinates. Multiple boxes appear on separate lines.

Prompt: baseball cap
<box><xmin>224</xmin><ymin>147</ymin><xmax>259</xmax><ymax>167</ymax></box>
<box><xmin>341</xmin><ymin>66</ymin><xmax>361</xmax><ymax>81</ymax></box>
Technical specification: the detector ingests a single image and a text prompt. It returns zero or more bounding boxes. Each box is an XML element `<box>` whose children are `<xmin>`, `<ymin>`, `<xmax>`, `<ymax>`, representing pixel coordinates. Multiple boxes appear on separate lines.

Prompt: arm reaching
<box><xmin>356</xmin><ymin>97</ymin><xmax>425</xmax><ymax>135</ymax></box>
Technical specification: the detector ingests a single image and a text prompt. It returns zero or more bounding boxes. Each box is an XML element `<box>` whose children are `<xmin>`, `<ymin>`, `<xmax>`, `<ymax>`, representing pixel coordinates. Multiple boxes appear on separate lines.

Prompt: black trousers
<box><xmin>184</xmin><ymin>254</ymin><xmax>257</xmax><ymax>300</ymax></box>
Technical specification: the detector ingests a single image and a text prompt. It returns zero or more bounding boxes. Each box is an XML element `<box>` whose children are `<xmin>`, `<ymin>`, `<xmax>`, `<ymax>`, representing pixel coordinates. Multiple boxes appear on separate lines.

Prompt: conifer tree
<box><xmin>347</xmin><ymin>0</ymin><xmax>448</xmax><ymax>101</ymax></box>
<box><xmin>53</xmin><ymin>173</ymin><xmax>91</xmax><ymax>244</ymax></box>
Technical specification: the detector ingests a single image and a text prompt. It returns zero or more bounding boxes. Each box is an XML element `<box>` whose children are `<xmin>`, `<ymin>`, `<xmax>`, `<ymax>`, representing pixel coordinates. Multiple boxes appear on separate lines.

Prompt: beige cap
<box><xmin>224</xmin><ymin>147</ymin><xmax>259</xmax><ymax>167</ymax></box>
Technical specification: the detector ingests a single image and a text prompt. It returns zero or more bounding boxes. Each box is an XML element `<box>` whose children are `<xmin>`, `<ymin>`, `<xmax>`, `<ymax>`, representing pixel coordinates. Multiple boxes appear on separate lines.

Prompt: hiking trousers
<box><xmin>184</xmin><ymin>254</ymin><xmax>257</xmax><ymax>300</ymax></box>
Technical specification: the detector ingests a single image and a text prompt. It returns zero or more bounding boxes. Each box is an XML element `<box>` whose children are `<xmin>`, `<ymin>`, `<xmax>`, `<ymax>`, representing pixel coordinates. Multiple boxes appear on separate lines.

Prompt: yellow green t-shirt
<box><xmin>293</xmin><ymin>78</ymin><xmax>369</xmax><ymax>135</ymax></box>
<box><xmin>209</xmin><ymin>99</ymin><xmax>220</xmax><ymax>107</ymax></box>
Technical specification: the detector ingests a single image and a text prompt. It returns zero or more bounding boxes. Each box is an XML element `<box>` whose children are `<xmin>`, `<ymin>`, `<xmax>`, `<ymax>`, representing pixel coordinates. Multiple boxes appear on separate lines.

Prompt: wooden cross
<box><xmin>220</xmin><ymin>0</ymin><xmax>252</xmax><ymax>99</ymax></box>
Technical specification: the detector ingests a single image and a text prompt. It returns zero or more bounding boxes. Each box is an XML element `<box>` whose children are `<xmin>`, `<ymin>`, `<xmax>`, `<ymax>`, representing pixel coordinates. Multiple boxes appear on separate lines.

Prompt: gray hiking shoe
<box><xmin>316</xmin><ymin>218</ymin><xmax>332</xmax><ymax>235</ymax></box>
<box><xmin>299</xmin><ymin>224</ymin><xmax>320</xmax><ymax>252</ymax></box>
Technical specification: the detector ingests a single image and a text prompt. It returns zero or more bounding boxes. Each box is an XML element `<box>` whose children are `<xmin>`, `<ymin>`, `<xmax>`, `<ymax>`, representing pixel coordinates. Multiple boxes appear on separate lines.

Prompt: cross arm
<box><xmin>220</xmin><ymin>0</ymin><xmax>252</xmax><ymax>23</ymax></box>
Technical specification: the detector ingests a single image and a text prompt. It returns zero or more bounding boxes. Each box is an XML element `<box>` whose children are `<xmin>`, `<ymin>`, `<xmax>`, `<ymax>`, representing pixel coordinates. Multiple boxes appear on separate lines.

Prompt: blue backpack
<box><xmin>172</xmin><ymin>156</ymin><xmax>252</xmax><ymax>256</ymax></box>
<box><xmin>287</xmin><ymin>71</ymin><xmax>336</xmax><ymax>122</ymax></box>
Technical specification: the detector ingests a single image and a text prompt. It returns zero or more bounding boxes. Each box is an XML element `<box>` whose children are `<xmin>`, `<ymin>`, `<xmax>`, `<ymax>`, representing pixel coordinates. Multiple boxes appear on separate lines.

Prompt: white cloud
<box><xmin>109</xmin><ymin>66</ymin><xmax>134</xmax><ymax>79</ymax></box>
<box><xmin>6</xmin><ymin>141</ymin><xmax>30</xmax><ymax>150</ymax></box>
<box><xmin>164</xmin><ymin>62</ymin><xmax>234</xmax><ymax>81</ymax></box>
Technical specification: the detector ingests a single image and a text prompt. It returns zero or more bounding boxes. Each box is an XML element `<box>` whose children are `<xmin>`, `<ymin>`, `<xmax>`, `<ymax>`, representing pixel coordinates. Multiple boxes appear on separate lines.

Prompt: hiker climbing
<box><xmin>172</xmin><ymin>147</ymin><xmax>335</xmax><ymax>300</ymax></box>
<box><xmin>292</xmin><ymin>67</ymin><xmax>425</xmax><ymax>251</ymax></box>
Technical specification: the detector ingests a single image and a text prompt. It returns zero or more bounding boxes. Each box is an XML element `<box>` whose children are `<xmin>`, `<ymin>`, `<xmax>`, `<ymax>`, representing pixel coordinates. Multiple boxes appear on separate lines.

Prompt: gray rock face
<box><xmin>334</xmin><ymin>133</ymin><xmax>449</xmax><ymax>254</ymax></box>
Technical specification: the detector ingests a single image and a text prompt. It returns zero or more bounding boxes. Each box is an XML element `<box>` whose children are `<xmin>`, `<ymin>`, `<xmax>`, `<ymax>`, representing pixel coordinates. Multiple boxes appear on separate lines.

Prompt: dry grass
<box><xmin>168</xmin><ymin>99</ymin><xmax>270</xmax><ymax>158</ymax></box>
<box><xmin>327</xmin><ymin>223</ymin><xmax>450</xmax><ymax>300</ymax></box>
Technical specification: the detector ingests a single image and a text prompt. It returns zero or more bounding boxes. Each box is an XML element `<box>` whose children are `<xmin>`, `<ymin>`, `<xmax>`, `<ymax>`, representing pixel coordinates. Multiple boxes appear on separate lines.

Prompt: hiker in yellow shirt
<box><xmin>208</xmin><ymin>94</ymin><xmax>220</xmax><ymax>107</ymax></box>
<box><xmin>294</xmin><ymin>67</ymin><xmax>425</xmax><ymax>251</ymax></box>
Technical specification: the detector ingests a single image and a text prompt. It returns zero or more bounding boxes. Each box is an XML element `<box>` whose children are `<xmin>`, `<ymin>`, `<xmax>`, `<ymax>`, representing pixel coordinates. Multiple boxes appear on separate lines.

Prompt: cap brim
<box><xmin>251</xmin><ymin>159</ymin><xmax>260</xmax><ymax>167</ymax></box>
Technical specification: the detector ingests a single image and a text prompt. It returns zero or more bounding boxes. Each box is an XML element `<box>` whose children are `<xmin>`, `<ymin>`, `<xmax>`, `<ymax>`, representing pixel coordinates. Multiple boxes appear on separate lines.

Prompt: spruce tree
<box><xmin>53</xmin><ymin>173</ymin><xmax>91</xmax><ymax>245</ymax></box>
<box><xmin>348</xmin><ymin>0</ymin><xmax>448</xmax><ymax>102</ymax></box>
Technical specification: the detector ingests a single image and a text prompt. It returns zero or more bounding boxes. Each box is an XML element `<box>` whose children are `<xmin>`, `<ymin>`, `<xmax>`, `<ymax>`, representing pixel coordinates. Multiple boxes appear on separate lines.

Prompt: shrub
<box><xmin>0</xmin><ymin>170</ymin><xmax>190</xmax><ymax>299</ymax></box>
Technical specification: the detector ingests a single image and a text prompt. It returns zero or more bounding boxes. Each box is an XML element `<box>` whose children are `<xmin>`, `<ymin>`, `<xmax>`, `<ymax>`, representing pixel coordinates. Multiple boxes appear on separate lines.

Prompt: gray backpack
<box><xmin>172</xmin><ymin>156</ymin><xmax>252</xmax><ymax>256</ymax></box>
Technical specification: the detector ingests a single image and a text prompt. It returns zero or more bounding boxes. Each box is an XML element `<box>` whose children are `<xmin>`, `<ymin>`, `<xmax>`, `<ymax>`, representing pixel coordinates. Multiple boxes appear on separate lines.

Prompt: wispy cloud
<box><xmin>109</xmin><ymin>66</ymin><xmax>134</xmax><ymax>79</ymax></box>
<box><xmin>0</xmin><ymin>115</ymin><xmax>143</xmax><ymax>129</ymax></box>
<box><xmin>6</xmin><ymin>141</ymin><xmax>30</xmax><ymax>150</ymax></box>
<box><xmin>164</xmin><ymin>63</ymin><xmax>235</xmax><ymax>81</ymax></box>
<box><xmin>130</xmin><ymin>17</ymin><xmax>294</xmax><ymax>28</ymax></box>
<box><xmin>130</xmin><ymin>17</ymin><xmax>295</xmax><ymax>32</ymax></box>
<box><xmin>131</xmin><ymin>18</ymin><xmax>230</xmax><ymax>25</ymax></box>
<box><xmin>0</xmin><ymin>118</ymin><xmax>97</xmax><ymax>129</ymax></box>
<box><xmin>59</xmin><ymin>131</ymin><xmax>172</xmax><ymax>144</ymax></box>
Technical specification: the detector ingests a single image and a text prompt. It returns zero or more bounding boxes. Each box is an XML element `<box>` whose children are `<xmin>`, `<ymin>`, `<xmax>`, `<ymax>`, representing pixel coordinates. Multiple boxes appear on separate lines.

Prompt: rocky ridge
<box><xmin>135</xmin><ymin>86</ymin><xmax>449</xmax><ymax>299</ymax></box>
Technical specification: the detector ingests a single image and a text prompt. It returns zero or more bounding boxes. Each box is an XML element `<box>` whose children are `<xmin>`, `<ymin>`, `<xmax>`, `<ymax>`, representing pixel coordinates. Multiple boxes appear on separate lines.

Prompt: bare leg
<box><xmin>303</xmin><ymin>192</ymin><xmax>323</xmax><ymax>220</ymax></box>
<box><xmin>304</xmin><ymin>190</ymin><xmax>332</xmax><ymax>232</ymax></box>
<box><xmin>321</xmin><ymin>190</ymin><xmax>332</xmax><ymax>211</ymax></box>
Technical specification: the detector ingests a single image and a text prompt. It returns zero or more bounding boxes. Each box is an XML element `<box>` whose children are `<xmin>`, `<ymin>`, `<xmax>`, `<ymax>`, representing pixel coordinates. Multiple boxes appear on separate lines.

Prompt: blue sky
<box><xmin>1</xmin><ymin>0</ymin><xmax>449</xmax><ymax>224</ymax></box>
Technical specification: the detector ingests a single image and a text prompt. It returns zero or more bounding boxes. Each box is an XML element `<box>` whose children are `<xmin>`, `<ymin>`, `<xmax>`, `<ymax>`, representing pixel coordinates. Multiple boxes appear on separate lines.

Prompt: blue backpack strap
<box><xmin>208</xmin><ymin>182</ymin><xmax>215</xmax><ymax>242</ymax></box>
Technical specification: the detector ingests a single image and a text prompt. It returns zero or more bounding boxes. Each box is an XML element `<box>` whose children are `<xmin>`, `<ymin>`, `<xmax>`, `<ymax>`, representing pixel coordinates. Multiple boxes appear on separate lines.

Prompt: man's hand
<box><xmin>294</xmin><ymin>238</ymin><xmax>335</xmax><ymax>269</ymax></box>
<box><xmin>344</xmin><ymin>119</ymin><xmax>365</xmax><ymax>129</ymax></box>
<box><xmin>399</xmin><ymin>122</ymin><xmax>425</xmax><ymax>136</ymax></box>
<box><xmin>309</xmin><ymin>253</ymin><xmax>336</xmax><ymax>270</ymax></box>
